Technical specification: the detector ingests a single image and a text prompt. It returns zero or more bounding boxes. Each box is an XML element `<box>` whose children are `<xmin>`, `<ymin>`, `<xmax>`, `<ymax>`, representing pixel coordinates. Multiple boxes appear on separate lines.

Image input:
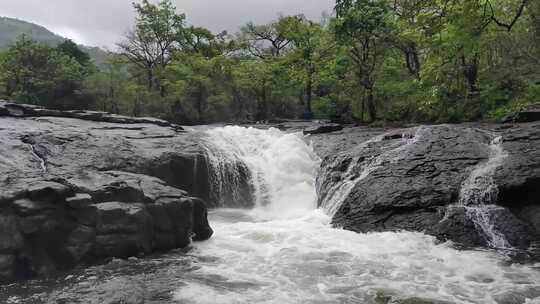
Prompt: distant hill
<box><xmin>0</xmin><ymin>17</ymin><xmax>110</xmax><ymax>66</ymax></box>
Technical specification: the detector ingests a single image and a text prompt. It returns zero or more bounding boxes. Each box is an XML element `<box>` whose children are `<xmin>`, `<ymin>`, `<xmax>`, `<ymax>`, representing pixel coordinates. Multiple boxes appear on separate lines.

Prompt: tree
<box><xmin>161</xmin><ymin>24</ymin><xmax>239</xmax><ymax>123</ymax></box>
<box><xmin>282</xmin><ymin>15</ymin><xmax>334</xmax><ymax>115</ymax></box>
<box><xmin>334</xmin><ymin>0</ymin><xmax>392</xmax><ymax>122</ymax></box>
<box><xmin>0</xmin><ymin>36</ymin><xmax>86</xmax><ymax>109</ymax></box>
<box><xmin>118</xmin><ymin>0</ymin><xmax>186</xmax><ymax>91</ymax></box>
<box><xmin>83</xmin><ymin>54</ymin><xmax>128</xmax><ymax>113</ymax></box>
<box><xmin>239</xmin><ymin>20</ymin><xmax>292</xmax><ymax>59</ymax></box>
<box><xmin>232</xmin><ymin>59</ymin><xmax>275</xmax><ymax>120</ymax></box>
<box><xmin>57</xmin><ymin>39</ymin><xmax>91</xmax><ymax>67</ymax></box>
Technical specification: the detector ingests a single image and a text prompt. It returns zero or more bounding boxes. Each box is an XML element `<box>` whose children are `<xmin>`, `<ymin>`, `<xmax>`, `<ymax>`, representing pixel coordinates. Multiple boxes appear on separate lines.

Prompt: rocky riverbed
<box><xmin>0</xmin><ymin>101</ymin><xmax>539</xmax><ymax>303</ymax></box>
<box><xmin>312</xmin><ymin>122</ymin><xmax>540</xmax><ymax>252</ymax></box>
<box><xmin>0</xmin><ymin>102</ymin><xmax>214</xmax><ymax>284</ymax></box>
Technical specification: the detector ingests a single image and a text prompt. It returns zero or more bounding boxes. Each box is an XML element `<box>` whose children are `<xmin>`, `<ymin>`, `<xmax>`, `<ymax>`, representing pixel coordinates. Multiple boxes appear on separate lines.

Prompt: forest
<box><xmin>0</xmin><ymin>0</ymin><xmax>538</xmax><ymax>125</ymax></box>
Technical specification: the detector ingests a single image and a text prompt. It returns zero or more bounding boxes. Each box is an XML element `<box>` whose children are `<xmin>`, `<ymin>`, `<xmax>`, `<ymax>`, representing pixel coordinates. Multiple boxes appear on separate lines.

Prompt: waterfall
<box><xmin>318</xmin><ymin>126</ymin><xmax>426</xmax><ymax>216</ymax></box>
<box><xmin>202</xmin><ymin>126</ymin><xmax>320</xmax><ymax>218</ymax></box>
<box><xmin>456</xmin><ymin>135</ymin><xmax>510</xmax><ymax>248</ymax></box>
<box><xmin>12</xmin><ymin>126</ymin><xmax>539</xmax><ymax>304</ymax></box>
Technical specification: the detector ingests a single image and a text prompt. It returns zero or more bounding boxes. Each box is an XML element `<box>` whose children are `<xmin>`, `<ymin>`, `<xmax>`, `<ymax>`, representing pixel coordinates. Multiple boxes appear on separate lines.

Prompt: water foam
<box><xmin>203</xmin><ymin>126</ymin><xmax>320</xmax><ymax>219</ymax></box>
<box><xmin>457</xmin><ymin>135</ymin><xmax>510</xmax><ymax>248</ymax></box>
<box><xmin>175</xmin><ymin>209</ymin><xmax>540</xmax><ymax>304</ymax></box>
<box><xmin>175</xmin><ymin>126</ymin><xmax>540</xmax><ymax>304</ymax></box>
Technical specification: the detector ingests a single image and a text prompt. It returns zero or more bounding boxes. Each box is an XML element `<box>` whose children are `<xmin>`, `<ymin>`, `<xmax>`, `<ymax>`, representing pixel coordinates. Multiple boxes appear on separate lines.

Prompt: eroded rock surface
<box><xmin>314</xmin><ymin>122</ymin><xmax>540</xmax><ymax>252</ymax></box>
<box><xmin>0</xmin><ymin>103</ymin><xmax>216</xmax><ymax>283</ymax></box>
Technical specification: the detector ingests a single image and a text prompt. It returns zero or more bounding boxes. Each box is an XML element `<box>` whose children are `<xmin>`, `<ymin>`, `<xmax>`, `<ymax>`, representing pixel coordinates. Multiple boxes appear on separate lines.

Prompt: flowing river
<box><xmin>1</xmin><ymin>126</ymin><xmax>540</xmax><ymax>304</ymax></box>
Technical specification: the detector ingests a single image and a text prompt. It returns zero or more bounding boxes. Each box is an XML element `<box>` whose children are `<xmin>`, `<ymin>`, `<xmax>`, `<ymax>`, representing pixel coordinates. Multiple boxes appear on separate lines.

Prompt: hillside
<box><xmin>0</xmin><ymin>17</ymin><xmax>109</xmax><ymax>65</ymax></box>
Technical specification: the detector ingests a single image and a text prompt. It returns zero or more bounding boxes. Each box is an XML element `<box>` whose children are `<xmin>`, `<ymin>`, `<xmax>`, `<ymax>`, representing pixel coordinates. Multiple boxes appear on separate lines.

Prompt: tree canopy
<box><xmin>1</xmin><ymin>0</ymin><xmax>537</xmax><ymax>125</ymax></box>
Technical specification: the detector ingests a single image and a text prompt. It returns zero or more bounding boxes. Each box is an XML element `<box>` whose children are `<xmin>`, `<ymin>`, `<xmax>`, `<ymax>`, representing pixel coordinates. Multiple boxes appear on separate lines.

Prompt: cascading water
<box><xmin>5</xmin><ymin>126</ymin><xmax>539</xmax><ymax>304</ymax></box>
<box><xmin>202</xmin><ymin>126</ymin><xmax>320</xmax><ymax>218</ymax></box>
<box><xmin>171</xmin><ymin>126</ymin><xmax>540</xmax><ymax>304</ymax></box>
<box><xmin>451</xmin><ymin>135</ymin><xmax>511</xmax><ymax>248</ymax></box>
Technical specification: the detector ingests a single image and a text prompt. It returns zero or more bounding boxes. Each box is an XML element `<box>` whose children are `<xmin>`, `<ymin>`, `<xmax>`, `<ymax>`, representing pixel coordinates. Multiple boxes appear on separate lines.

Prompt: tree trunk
<box><xmin>306</xmin><ymin>69</ymin><xmax>313</xmax><ymax>114</ymax></box>
<box><xmin>257</xmin><ymin>80</ymin><xmax>268</xmax><ymax>121</ymax></box>
<box><xmin>197</xmin><ymin>82</ymin><xmax>204</xmax><ymax>123</ymax></box>
<box><xmin>133</xmin><ymin>95</ymin><xmax>140</xmax><ymax>117</ymax></box>
<box><xmin>404</xmin><ymin>43</ymin><xmax>421</xmax><ymax>79</ymax></box>
<box><xmin>147</xmin><ymin>68</ymin><xmax>153</xmax><ymax>90</ymax></box>
<box><xmin>232</xmin><ymin>87</ymin><xmax>242</xmax><ymax>121</ymax></box>
<box><xmin>160</xmin><ymin>85</ymin><xmax>166</xmax><ymax>98</ymax></box>
<box><xmin>360</xmin><ymin>97</ymin><xmax>365</xmax><ymax>123</ymax></box>
<box><xmin>462</xmin><ymin>55</ymin><xmax>479</xmax><ymax>93</ymax></box>
<box><xmin>530</xmin><ymin>1</ymin><xmax>540</xmax><ymax>45</ymax></box>
<box><xmin>366</xmin><ymin>87</ymin><xmax>377</xmax><ymax>122</ymax></box>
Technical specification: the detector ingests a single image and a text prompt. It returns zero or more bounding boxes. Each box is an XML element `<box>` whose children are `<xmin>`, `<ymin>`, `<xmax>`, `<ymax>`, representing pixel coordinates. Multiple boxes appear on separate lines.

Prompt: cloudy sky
<box><xmin>0</xmin><ymin>0</ymin><xmax>334</xmax><ymax>49</ymax></box>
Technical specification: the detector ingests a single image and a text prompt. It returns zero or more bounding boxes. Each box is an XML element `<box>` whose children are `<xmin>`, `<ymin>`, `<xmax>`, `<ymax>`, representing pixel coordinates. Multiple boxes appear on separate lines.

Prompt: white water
<box><xmin>457</xmin><ymin>136</ymin><xmax>511</xmax><ymax>248</ymax></box>
<box><xmin>202</xmin><ymin>126</ymin><xmax>320</xmax><ymax>218</ymax></box>
<box><xmin>174</xmin><ymin>126</ymin><xmax>540</xmax><ymax>304</ymax></box>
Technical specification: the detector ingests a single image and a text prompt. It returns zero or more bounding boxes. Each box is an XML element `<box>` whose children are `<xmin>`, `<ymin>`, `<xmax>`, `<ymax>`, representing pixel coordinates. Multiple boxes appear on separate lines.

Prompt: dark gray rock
<box><xmin>0</xmin><ymin>215</ymin><xmax>24</xmax><ymax>252</ymax></box>
<box><xmin>192</xmin><ymin>198</ymin><xmax>214</xmax><ymax>241</ymax></box>
<box><xmin>0</xmin><ymin>103</ymin><xmax>215</xmax><ymax>284</ymax></box>
<box><xmin>314</xmin><ymin>123</ymin><xmax>540</xmax><ymax>250</ymax></box>
<box><xmin>303</xmin><ymin>124</ymin><xmax>344</xmax><ymax>135</ymax></box>
<box><xmin>0</xmin><ymin>101</ymin><xmax>183</xmax><ymax>130</ymax></box>
<box><xmin>66</xmin><ymin>193</ymin><xmax>93</xmax><ymax>209</ymax></box>
<box><xmin>27</xmin><ymin>181</ymin><xmax>72</xmax><ymax>203</ymax></box>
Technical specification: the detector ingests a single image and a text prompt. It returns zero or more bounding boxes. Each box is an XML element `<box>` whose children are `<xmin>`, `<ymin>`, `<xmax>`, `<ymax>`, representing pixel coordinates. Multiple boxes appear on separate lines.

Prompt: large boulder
<box><xmin>0</xmin><ymin>103</ymin><xmax>217</xmax><ymax>284</ymax></box>
<box><xmin>315</xmin><ymin>122</ymin><xmax>540</xmax><ymax>251</ymax></box>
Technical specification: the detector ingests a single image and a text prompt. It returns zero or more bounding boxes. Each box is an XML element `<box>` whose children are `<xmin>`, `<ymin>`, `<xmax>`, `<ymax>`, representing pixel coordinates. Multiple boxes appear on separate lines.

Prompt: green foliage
<box><xmin>0</xmin><ymin>36</ymin><xmax>90</xmax><ymax>109</ymax></box>
<box><xmin>0</xmin><ymin>0</ymin><xmax>537</xmax><ymax>124</ymax></box>
<box><xmin>57</xmin><ymin>39</ymin><xmax>92</xmax><ymax>67</ymax></box>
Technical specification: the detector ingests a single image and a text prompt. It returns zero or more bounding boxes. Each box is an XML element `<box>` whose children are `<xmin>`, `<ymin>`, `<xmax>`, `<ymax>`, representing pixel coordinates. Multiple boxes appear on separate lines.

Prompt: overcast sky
<box><xmin>0</xmin><ymin>0</ymin><xmax>334</xmax><ymax>49</ymax></box>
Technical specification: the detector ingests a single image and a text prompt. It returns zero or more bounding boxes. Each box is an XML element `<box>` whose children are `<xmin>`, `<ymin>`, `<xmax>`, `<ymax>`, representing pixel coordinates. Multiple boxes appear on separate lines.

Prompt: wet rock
<box><xmin>315</xmin><ymin>123</ymin><xmax>540</xmax><ymax>250</ymax></box>
<box><xmin>0</xmin><ymin>101</ymin><xmax>183</xmax><ymax>130</ymax></box>
<box><xmin>429</xmin><ymin>207</ymin><xmax>485</xmax><ymax>246</ymax></box>
<box><xmin>65</xmin><ymin>225</ymin><xmax>95</xmax><ymax>263</ymax></box>
<box><xmin>94</xmin><ymin>202</ymin><xmax>153</xmax><ymax>258</ymax></box>
<box><xmin>0</xmin><ymin>255</ymin><xmax>15</xmax><ymax>281</ymax></box>
<box><xmin>192</xmin><ymin>198</ymin><xmax>214</xmax><ymax>241</ymax></box>
<box><xmin>0</xmin><ymin>102</ymin><xmax>215</xmax><ymax>284</ymax></box>
<box><xmin>27</xmin><ymin>181</ymin><xmax>72</xmax><ymax>203</ymax></box>
<box><xmin>66</xmin><ymin>193</ymin><xmax>93</xmax><ymax>209</ymax></box>
<box><xmin>0</xmin><ymin>215</ymin><xmax>24</xmax><ymax>253</ymax></box>
<box><xmin>303</xmin><ymin>124</ymin><xmax>344</xmax><ymax>135</ymax></box>
<box><xmin>11</xmin><ymin>199</ymin><xmax>58</xmax><ymax>216</ymax></box>
<box><xmin>493</xmin><ymin>291</ymin><xmax>527</xmax><ymax>304</ymax></box>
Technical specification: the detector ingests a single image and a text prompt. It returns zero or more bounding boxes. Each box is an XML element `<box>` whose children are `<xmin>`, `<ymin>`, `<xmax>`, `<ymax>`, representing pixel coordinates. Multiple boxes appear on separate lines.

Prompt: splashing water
<box><xmin>172</xmin><ymin>126</ymin><xmax>540</xmax><ymax>304</ymax></box>
<box><xmin>458</xmin><ymin>136</ymin><xmax>507</xmax><ymax>207</ymax></box>
<box><xmin>175</xmin><ymin>210</ymin><xmax>540</xmax><ymax>304</ymax></box>
<box><xmin>202</xmin><ymin>126</ymin><xmax>320</xmax><ymax>219</ymax></box>
<box><xmin>2</xmin><ymin>126</ymin><xmax>539</xmax><ymax>304</ymax></box>
<box><xmin>457</xmin><ymin>135</ymin><xmax>511</xmax><ymax>248</ymax></box>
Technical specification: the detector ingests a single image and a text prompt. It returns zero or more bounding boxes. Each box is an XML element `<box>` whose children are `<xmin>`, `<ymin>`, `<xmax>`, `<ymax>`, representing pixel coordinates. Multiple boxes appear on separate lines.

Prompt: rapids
<box><xmin>175</xmin><ymin>126</ymin><xmax>540</xmax><ymax>304</ymax></box>
<box><xmin>1</xmin><ymin>126</ymin><xmax>539</xmax><ymax>304</ymax></box>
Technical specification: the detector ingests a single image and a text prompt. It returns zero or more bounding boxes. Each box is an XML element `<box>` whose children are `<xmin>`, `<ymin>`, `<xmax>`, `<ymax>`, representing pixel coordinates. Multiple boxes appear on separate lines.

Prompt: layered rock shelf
<box><xmin>1</xmin><ymin>101</ymin><xmax>539</xmax><ymax>285</ymax></box>
<box><xmin>312</xmin><ymin>122</ymin><xmax>540</xmax><ymax>251</ymax></box>
<box><xmin>0</xmin><ymin>102</ymin><xmax>213</xmax><ymax>283</ymax></box>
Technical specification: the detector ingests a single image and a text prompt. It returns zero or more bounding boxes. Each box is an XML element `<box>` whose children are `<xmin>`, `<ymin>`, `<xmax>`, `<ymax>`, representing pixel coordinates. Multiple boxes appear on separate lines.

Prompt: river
<box><xmin>2</xmin><ymin>126</ymin><xmax>539</xmax><ymax>304</ymax></box>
